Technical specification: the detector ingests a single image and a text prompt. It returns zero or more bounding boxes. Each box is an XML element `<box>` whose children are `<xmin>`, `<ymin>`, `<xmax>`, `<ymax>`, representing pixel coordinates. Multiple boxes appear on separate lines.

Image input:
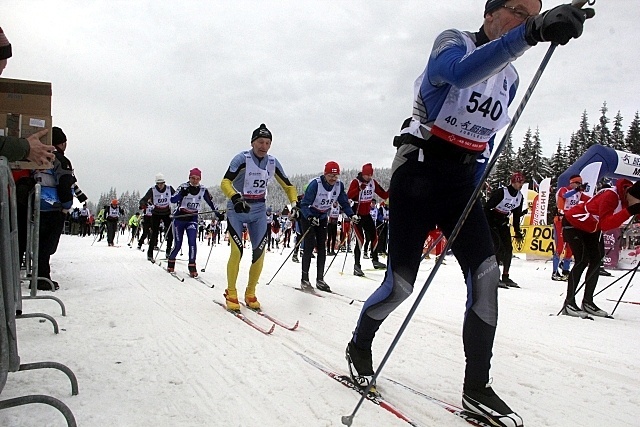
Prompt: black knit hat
<box><xmin>484</xmin><ymin>0</ymin><xmax>507</xmax><ymax>15</ymax></box>
<box><xmin>484</xmin><ymin>0</ymin><xmax>542</xmax><ymax>16</ymax></box>
<box><xmin>251</xmin><ymin>123</ymin><xmax>272</xmax><ymax>142</ymax></box>
<box><xmin>0</xmin><ymin>27</ymin><xmax>12</xmax><ymax>60</ymax></box>
<box><xmin>628</xmin><ymin>181</ymin><xmax>640</xmax><ymax>200</ymax></box>
<box><xmin>52</xmin><ymin>126</ymin><xmax>67</xmax><ymax>146</ymax></box>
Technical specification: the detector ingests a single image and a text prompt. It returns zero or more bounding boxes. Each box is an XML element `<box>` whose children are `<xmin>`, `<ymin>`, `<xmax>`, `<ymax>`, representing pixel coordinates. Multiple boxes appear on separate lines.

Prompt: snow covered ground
<box><xmin>2</xmin><ymin>233</ymin><xmax>639</xmax><ymax>427</ymax></box>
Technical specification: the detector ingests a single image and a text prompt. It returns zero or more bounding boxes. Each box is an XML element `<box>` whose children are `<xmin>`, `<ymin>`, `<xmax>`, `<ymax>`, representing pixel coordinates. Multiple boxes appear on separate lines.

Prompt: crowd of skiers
<box><xmin>7</xmin><ymin>5</ymin><xmax>640</xmax><ymax>426</ymax></box>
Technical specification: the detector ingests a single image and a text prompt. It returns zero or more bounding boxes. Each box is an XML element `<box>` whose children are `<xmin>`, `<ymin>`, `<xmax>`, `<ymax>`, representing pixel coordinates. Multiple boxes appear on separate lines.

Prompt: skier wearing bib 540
<box><xmin>345</xmin><ymin>2</ymin><xmax>593</xmax><ymax>426</ymax></box>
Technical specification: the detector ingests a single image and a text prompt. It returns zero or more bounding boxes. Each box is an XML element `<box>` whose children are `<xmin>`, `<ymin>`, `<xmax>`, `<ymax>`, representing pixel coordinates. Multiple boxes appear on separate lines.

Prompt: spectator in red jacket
<box><xmin>561</xmin><ymin>179</ymin><xmax>640</xmax><ymax>318</ymax></box>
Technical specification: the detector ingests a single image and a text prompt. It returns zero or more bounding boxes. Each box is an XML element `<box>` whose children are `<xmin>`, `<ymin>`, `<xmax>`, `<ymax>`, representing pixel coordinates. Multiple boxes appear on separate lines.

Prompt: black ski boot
<box><xmin>372</xmin><ymin>259</ymin><xmax>386</xmax><ymax>270</ymax></box>
<box><xmin>501</xmin><ymin>275</ymin><xmax>520</xmax><ymax>288</ymax></box>
<box><xmin>292</xmin><ymin>253</ymin><xmax>300</xmax><ymax>263</ymax></box>
<box><xmin>599</xmin><ymin>267</ymin><xmax>612</xmax><ymax>277</ymax></box>
<box><xmin>345</xmin><ymin>341</ymin><xmax>379</xmax><ymax>396</ymax></box>
<box><xmin>353</xmin><ymin>264</ymin><xmax>365</xmax><ymax>277</ymax></box>
<box><xmin>300</xmin><ymin>279</ymin><xmax>313</xmax><ymax>291</ymax></box>
<box><xmin>462</xmin><ymin>383</ymin><xmax>523</xmax><ymax>427</ymax></box>
<box><xmin>582</xmin><ymin>301</ymin><xmax>609</xmax><ymax>317</ymax></box>
<box><xmin>561</xmin><ymin>301</ymin><xmax>590</xmax><ymax>319</ymax></box>
<box><xmin>316</xmin><ymin>278</ymin><xmax>331</xmax><ymax>292</ymax></box>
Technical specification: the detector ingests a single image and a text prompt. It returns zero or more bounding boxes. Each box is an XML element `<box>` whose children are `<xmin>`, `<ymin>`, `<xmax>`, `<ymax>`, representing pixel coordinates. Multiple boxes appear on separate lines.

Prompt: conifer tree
<box><xmin>550</xmin><ymin>140</ymin><xmax>569</xmax><ymax>184</ymax></box>
<box><xmin>519</xmin><ymin>127</ymin><xmax>547</xmax><ymax>186</ymax></box>
<box><xmin>490</xmin><ymin>134</ymin><xmax>515</xmax><ymax>190</ymax></box>
<box><xmin>625</xmin><ymin>111</ymin><xmax>640</xmax><ymax>154</ymax></box>
<box><xmin>567</xmin><ymin>132</ymin><xmax>581</xmax><ymax>164</ymax></box>
<box><xmin>592</xmin><ymin>102</ymin><xmax>612</xmax><ymax>147</ymax></box>
<box><xmin>611</xmin><ymin>110</ymin><xmax>626</xmax><ymax>151</ymax></box>
<box><xmin>574</xmin><ymin>110</ymin><xmax>592</xmax><ymax>155</ymax></box>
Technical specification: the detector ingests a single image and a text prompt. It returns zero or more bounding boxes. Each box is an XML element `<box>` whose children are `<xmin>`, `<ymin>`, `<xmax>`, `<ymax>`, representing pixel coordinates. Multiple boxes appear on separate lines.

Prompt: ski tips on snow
<box><xmin>214</xmin><ymin>300</ymin><xmax>276</xmax><ymax>335</ymax></box>
<box><xmin>239</xmin><ymin>301</ymin><xmax>299</xmax><ymax>331</ymax></box>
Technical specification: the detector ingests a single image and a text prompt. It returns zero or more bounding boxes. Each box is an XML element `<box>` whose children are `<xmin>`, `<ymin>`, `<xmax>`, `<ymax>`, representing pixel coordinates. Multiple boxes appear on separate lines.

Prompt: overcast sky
<box><xmin>3</xmin><ymin>0</ymin><xmax>638</xmax><ymax>203</ymax></box>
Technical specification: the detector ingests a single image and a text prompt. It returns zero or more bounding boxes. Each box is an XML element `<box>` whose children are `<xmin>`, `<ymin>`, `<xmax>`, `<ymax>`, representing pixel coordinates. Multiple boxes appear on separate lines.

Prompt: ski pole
<box><xmin>556</xmin><ymin>218</ymin><xmax>634</xmax><ymax>315</ymax></box>
<box><xmin>421</xmin><ymin>233</ymin><xmax>445</xmax><ymax>262</ymax></box>
<box><xmin>593</xmin><ymin>269</ymin><xmax>634</xmax><ymax>297</ymax></box>
<box><xmin>340</xmin><ymin>228</ymin><xmax>355</xmax><ymax>275</ymax></box>
<box><xmin>610</xmin><ymin>261</ymin><xmax>639</xmax><ymax>316</ymax></box>
<box><xmin>200</xmin><ymin>240</ymin><xmax>215</xmax><ymax>272</ymax></box>
<box><xmin>153</xmin><ymin>219</ymin><xmax>175</xmax><ymax>262</ymax></box>
<box><xmin>90</xmin><ymin>225</ymin><xmax>101</xmax><ymax>246</ymax></box>
<box><xmin>342</xmin><ymin>24</ymin><xmax>585</xmax><ymax>424</ymax></box>
<box><xmin>265</xmin><ymin>226</ymin><xmax>311</xmax><ymax>286</ymax></box>
<box><xmin>324</xmin><ymin>235</ymin><xmax>348</xmax><ymax>277</ymax></box>
<box><xmin>170</xmin><ymin>209</ymin><xmax>226</xmax><ymax>220</ymax></box>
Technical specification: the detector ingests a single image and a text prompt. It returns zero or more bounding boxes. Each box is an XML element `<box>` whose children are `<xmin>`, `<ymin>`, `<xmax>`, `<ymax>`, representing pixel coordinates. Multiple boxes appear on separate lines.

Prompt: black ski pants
<box><xmin>562</xmin><ymin>219</ymin><xmax>603</xmax><ymax>306</ymax></box>
<box><xmin>488</xmin><ymin>217</ymin><xmax>513</xmax><ymax>274</ymax></box>
<box><xmin>327</xmin><ymin>221</ymin><xmax>338</xmax><ymax>253</ymax></box>
<box><xmin>147</xmin><ymin>214</ymin><xmax>173</xmax><ymax>257</ymax></box>
<box><xmin>138</xmin><ymin>216</ymin><xmax>152</xmax><ymax>247</ymax></box>
<box><xmin>301</xmin><ymin>216</ymin><xmax>328</xmax><ymax>281</ymax></box>
<box><xmin>106</xmin><ymin>220</ymin><xmax>118</xmax><ymax>244</ymax></box>
<box><xmin>354</xmin><ymin>214</ymin><xmax>379</xmax><ymax>266</ymax></box>
<box><xmin>38</xmin><ymin>211</ymin><xmax>65</xmax><ymax>280</ymax></box>
<box><xmin>352</xmin><ymin>145</ymin><xmax>499</xmax><ymax>388</ymax></box>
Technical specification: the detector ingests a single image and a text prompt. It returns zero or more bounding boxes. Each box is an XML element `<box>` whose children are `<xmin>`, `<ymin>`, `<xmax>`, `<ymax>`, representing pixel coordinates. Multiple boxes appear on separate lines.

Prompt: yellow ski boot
<box><xmin>224</xmin><ymin>289</ymin><xmax>240</xmax><ymax>311</ymax></box>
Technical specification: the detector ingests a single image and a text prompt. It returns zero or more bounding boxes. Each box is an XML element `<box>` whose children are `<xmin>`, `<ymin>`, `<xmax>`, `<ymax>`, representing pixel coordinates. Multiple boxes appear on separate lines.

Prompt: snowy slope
<box><xmin>1</xmin><ymin>234</ymin><xmax>639</xmax><ymax>426</ymax></box>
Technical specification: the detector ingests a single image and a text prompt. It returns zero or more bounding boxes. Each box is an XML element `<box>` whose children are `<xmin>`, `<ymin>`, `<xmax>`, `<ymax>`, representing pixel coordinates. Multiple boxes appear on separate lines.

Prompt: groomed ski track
<box><xmin>5</xmin><ymin>235</ymin><xmax>640</xmax><ymax>426</ymax></box>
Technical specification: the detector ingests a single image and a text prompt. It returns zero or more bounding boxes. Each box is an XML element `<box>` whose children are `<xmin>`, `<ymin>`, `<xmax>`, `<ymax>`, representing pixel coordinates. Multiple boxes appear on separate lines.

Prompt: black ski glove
<box><xmin>525</xmin><ymin>4</ymin><xmax>594</xmax><ymax>46</ymax></box>
<box><xmin>514</xmin><ymin>230</ymin><xmax>525</xmax><ymax>243</ymax></box>
<box><xmin>308</xmin><ymin>216</ymin><xmax>320</xmax><ymax>227</ymax></box>
<box><xmin>231</xmin><ymin>194</ymin><xmax>251</xmax><ymax>213</ymax></box>
<box><xmin>627</xmin><ymin>203</ymin><xmax>640</xmax><ymax>216</ymax></box>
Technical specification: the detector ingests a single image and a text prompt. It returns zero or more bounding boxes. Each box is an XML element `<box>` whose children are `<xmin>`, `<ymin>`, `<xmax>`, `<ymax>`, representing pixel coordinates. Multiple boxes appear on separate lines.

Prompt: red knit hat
<box><xmin>324</xmin><ymin>161</ymin><xmax>340</xmax><ymax>175</ymax></box>
<box><xmin>362</xmin><ymin>163</ymin><xmax>374</xmax><ymax>176</ymax></box>
<box><xmin>189</xmin><ymin>168</ymin><xmax>202</xmax><ymax>178</ymax></box>
<box><xmin>510</xmin><ymin>172</ymin><xmax>525</xmax><ymax>184</ymax></box>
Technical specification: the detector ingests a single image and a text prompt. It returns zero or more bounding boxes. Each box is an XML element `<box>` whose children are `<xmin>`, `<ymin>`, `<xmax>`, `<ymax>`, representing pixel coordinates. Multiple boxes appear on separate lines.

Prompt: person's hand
<box><xmin>25</xmin><ymin>129</ymin><xmax>55</xmax><ymax>166</ymax></box>
<box><xmin>524</xmin><ymin>4</ymin><xmax>594</xmax><ymax>46</ymax></box>
<box><xmin>351</xmin><ymin>215</ymin><xmax>360</xmax><ymax>224</ymax></box>
<box><xmin>232</xmin><ymin>195</ymin><xmax>251</xmax><ymax>213</ymax></box>
<box><xmin>514</xmin><ymin>230</ymin><xmax>525</xmax><ymax>243</ymax></box>
<box><xmin>577</xmin><ymin>182</ymin><xmax>588</xmax><ymax>192</ymax></box>
<box><xmin>627</xmin><ymin>203</ymin><xmax>640</xmax><ymax>216</ymax></box>
<box><xmin>309</xmin><ymin>216</ymin><xmax>320</xmax><ymax>227</ymax></box>
<box><xmin>290</xmin><ymin>206</ymin><xmax>300</xmax><ymax>219</ymax></box>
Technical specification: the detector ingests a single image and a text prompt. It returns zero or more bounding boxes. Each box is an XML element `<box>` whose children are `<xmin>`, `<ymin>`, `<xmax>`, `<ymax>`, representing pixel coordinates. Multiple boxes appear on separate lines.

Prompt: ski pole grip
<box><xmin>571</xmin><ymin>0</ymin><xmax>596</xmax><ymax>19</ymax></box>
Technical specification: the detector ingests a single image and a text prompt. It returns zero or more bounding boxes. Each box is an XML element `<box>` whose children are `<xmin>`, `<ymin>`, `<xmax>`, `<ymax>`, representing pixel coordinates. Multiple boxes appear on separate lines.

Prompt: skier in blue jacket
<box><xmin>346</xmin><ymin>2</ymin><xmax>592</xmax><ymax>426</ymax></box>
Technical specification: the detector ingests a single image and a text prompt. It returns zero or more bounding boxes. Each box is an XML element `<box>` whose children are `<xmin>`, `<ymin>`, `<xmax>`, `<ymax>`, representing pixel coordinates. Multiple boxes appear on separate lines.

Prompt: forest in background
<box><xmin>91</xmin><ymin>102</ymin><xmax>640</xmax><ymax>222</ymax></box>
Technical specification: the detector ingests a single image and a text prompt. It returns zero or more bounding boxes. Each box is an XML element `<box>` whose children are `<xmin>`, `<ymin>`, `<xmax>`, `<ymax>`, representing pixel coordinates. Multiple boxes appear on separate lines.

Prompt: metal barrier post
<box><xmin>0</xmin><ymin>157</ymin><xmax>77</xmax><ymax>426</ymax></box>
